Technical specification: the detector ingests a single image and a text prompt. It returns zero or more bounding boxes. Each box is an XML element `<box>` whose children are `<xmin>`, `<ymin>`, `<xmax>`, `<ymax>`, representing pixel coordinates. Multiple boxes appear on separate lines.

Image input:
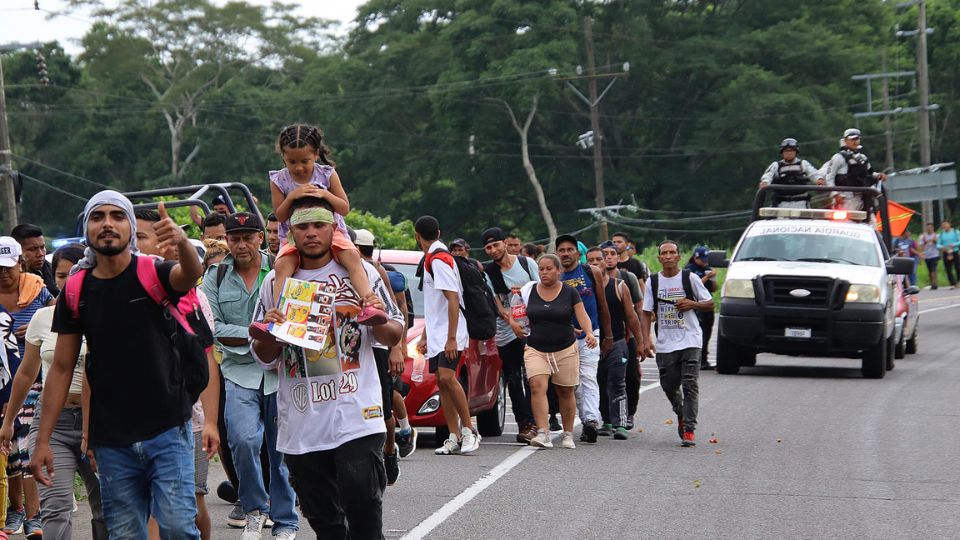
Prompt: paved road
<box><xmin>59</xmin><ymin>289</ymin><xmax>960</xmax><ymax>539</ymax></box>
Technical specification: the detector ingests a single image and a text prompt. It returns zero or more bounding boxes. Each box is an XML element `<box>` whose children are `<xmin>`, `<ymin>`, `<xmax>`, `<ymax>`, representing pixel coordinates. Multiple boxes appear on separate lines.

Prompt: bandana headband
<box><xmin>290</xmin><ymin>207</ymin><xmax>334</xmax><ymax>227</ymax></box>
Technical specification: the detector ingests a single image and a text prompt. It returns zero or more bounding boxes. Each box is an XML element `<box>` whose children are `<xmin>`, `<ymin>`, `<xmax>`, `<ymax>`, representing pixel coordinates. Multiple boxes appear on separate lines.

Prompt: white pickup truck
<box><xmin>709</xmin><ymin>186</ymin><xmax>915</xmax><ymax>379</ymax></box>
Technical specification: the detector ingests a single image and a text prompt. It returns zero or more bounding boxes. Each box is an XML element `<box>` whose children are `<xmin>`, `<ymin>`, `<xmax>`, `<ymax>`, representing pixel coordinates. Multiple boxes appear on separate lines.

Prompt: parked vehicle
<box><xmin>376</xmin><ymin>249</ymin><xmax>505</xmax><ymax>442</ymax></box>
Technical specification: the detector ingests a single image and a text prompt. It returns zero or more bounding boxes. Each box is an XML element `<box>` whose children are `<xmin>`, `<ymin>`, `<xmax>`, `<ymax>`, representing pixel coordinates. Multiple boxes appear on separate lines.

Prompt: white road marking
<box><xmin>919</xmin><ymin>303</ymin><xmax>960</xmax><ymax>314</ymax></box>
<box><xmin>401</xmin><ymin>382</ymin><xmax>663</xmax><ymax>540</ymax></box>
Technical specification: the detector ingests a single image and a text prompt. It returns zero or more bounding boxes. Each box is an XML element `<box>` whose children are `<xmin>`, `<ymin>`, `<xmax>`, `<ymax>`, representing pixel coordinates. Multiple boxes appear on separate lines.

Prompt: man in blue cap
<box><xmin>684</xmin><ymin>246</ymin><xmax>718</xmax><ymax>370</ymax></box>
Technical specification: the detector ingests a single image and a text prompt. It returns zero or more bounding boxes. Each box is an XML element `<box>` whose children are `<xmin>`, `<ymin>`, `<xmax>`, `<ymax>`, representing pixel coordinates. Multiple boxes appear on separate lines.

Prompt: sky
<box><xmin>1</xmin><ymin>0</ymin><xmax>367</xmax><ymax>55</ymax></box>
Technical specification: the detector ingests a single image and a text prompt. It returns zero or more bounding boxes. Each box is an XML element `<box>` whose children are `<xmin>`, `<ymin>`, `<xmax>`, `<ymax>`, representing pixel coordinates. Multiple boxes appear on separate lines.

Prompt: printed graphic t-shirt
<box><xmin>252</xmin><ymin>259</ymin><xmax>401</xmax><ymax>454</ymax></box>
<box><xmin>642</xmin><ymin>271</ymin><xmax>713</xmax><ymax>354</ymax></box>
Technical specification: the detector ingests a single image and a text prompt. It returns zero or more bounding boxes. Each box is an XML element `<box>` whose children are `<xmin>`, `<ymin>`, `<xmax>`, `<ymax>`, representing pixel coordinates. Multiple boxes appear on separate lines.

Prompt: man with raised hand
<box><xmin>35</xmin><ymin>192</ymin><xmax>206</xmax><ymax>538</ymax></box>
<box><xmin>251</xmin><ymin>197</ymin><xmax>404</xmax><ymax>538</ymax></box>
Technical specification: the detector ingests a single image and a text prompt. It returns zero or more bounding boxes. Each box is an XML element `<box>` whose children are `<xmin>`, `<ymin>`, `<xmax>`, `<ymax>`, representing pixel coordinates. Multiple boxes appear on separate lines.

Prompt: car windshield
<box><xmin>734</xmin><ymin>232</ymin><xmax>879</xmax><ymax>267</ymax></box>
<box><xmin>387</xmin><ymin>262</ymin><xmax>424</xmax><ymax>318</ymax></box>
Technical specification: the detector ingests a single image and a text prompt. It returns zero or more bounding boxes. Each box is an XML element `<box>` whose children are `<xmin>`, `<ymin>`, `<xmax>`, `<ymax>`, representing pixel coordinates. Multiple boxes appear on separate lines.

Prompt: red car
<box><xmin>376</xmin><ymin>249</ymin><xmax>505</xmax><ymax>442</ymax></box>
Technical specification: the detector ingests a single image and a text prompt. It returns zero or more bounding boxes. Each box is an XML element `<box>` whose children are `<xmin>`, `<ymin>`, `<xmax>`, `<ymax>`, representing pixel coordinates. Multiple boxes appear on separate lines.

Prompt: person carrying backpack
<box><xmin>32</xmin><ymin>191</ymin><xmax>207</xmax><ymax>538</ymax></box>
<box><xmin>641</xmin><ymin>240</ymin><xmax>714</xmax><ymax>448</ymax></box>
<box><xmin>414</xmin><ymin>216</ymin><xmax>481</xmax><ymax>456</ymax></box>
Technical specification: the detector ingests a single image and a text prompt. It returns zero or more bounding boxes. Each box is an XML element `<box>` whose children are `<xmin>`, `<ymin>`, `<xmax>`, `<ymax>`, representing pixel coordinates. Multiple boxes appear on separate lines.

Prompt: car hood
<box><xmin>726</xmin><ymin>260</ymin><xmax>886</xmax><ymax>285</ymax></box>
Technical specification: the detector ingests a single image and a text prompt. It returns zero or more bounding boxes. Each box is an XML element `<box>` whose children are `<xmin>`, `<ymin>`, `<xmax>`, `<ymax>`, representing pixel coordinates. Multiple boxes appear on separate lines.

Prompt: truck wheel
<box><xmin>477</xmin><ymin>372</ymin><xmax>506</xmax><ymax>437</ymax></box>
<box><xmin>861</xmin><ymin>337</ymin><xmax>887</xmax><ymax>379</ymax></box>
<box><xmin>905</xmin><ymin>322</ymin><xmax>918</xmax><ymax>354</ymax></box>
<box><xmin>739</xmin><ymin>353</ymin><xmax>757</xmax><ymax>367</ymax></box>
<box><xmin>886</xmin><ymin>334</ymin><xmax>896</xmax><ymax>371</ymax></box>
<box><xmin>716</xmin><ymin>335</ymin><xmax>741</xmax><ymax>375</ymax></box>
<box><xmin>894</xmin><ymin>331</ymin><xmax>906</xmax><ymax>360</ymax></box>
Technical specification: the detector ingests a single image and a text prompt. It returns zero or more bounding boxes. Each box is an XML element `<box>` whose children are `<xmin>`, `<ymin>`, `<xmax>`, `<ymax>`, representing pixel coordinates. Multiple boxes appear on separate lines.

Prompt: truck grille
<box><xmin>760</xmin><ymin>276</ymin><xmax>845</xmax><ymax>308</ymax></box>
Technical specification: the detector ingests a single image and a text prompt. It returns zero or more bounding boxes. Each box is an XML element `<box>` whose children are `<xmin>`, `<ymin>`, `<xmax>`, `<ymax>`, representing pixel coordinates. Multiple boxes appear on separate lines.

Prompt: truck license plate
<box><xmin>785</xmin><ymin>327</ymin><xmax>812</xmax><ymax>339</ymax></box>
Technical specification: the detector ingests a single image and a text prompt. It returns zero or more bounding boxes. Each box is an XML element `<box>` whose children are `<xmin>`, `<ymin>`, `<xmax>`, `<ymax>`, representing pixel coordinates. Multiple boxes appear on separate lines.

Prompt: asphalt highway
<box><xmin>65</xmin><ymin>289</ymin><xmax>960</xmax><ymax>539</ymax></box>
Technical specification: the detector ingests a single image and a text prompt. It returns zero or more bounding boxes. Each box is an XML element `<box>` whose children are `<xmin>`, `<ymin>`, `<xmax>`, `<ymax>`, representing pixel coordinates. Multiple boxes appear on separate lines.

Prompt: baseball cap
<box><xmin>480</xmin><ymin>227</ymin><xmax>505</xmax><ymax>246</ymax></box>
<box><xmin>0</xmin><ymin>237</ymin><xmax>22</xmax><ymax>268</ymax></box>
<box><xmin>224</xmin><ymin>212</ymin><xmax>263</xmax><ymax>233</ymax></box>
<box><xmin>354</xmin><ymin>229</ymin><xmax>375</xmax><ymax>247</ymax></box>
<box><xmin>555</xmin><ymin>234</ymin><xmax>578</xmax><ymax>248</ymax></box>
<box><xmin>843</xmin><ymin>128</ymin><xmax>861</xmax><ymax>139</ymax></box>
<box><xmin>599</xmin><ymin>240</ymin><xmax>617</xmax><ymax>251</ymax></box>
<box><xmin>693</xmin><ymin>245</ymin><xmax>710</xmax><ymax>259</ymax></box>
<box><xmin>450</xmin><ymin>238</ymin><xmax>470</xmax><ymax>249</ymax></box>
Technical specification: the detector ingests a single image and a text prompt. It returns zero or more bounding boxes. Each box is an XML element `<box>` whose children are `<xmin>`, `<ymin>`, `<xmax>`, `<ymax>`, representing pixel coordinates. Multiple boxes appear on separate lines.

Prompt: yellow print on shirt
<box><xmin>283</xmin><ymin>280</ymin><xmax>317</xmax><ymax>303</ymax></box>
<box><xmin>283</xmin><ymin>303</ymin><xmax>310</xmax><ymax>324</ymax></box>
<box><xmin>657</xmin><ymin>286</ymin><xmax>687</xmax><ymax>330</ymax></box>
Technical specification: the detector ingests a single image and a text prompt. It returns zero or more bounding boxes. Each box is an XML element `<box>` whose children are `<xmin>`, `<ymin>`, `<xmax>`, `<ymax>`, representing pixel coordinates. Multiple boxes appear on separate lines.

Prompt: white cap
<box><xmin>0</xmin><ymin>237</ymin><xmax>22</xmax><ymax>268</ymax></box>
<box><xmin>354</xmin><ymin>229</ymin><xmax>375</xmax><ymax>247</ymax></box>
<box><xmin>843</xmin><ymin>128</ymin><xmax>861</xmax><ymax>139</ymax></box>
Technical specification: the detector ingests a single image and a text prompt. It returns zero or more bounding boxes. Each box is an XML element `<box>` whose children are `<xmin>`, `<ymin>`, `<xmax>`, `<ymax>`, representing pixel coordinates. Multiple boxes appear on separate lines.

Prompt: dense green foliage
<box><xmin>3</xmin><ymin>0</ymin><xmax>958</xmax><ymax>249</ymax></box>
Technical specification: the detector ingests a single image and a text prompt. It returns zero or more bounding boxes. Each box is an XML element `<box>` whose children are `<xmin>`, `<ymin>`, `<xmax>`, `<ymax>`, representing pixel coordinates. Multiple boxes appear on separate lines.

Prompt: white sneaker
<box><xmin>560</xmin><ymin>431</ymin><xmax>576</xmax><ymax>449</ymax></box>
<box><xmin>435</xmin><ymin>434</ymin><xmax>461</xmax><ymax>455</ymax></box>
<box><xmin>240</xmin><ymin>511</ymin><xmax>267</xmax><ymax>540</ymax></box>
<box><xmin>275</xmin><ymin>530</ymin><xmax>297</xmax><ymax>540</ymax></box>
<box><xmin>459</xmin><ymin>427</ymin><xmax>480</xmax><ymax>454</ymax></box>
<box><xmin>530</xmin><ymin>430</ymin><xmax>553</xmax><ymax>448</ymax></box>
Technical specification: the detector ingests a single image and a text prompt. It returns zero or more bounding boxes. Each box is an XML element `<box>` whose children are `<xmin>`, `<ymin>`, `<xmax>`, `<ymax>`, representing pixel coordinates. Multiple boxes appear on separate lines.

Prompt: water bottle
<box><xmin>510</xmin><ymin>288</ymin><xmax>530</xmax><ymax>336</ymax></box>
<box><xmin>411</xmin><ymin>353</ymin><xmax>425</xmax><ymax>383</ymax></box>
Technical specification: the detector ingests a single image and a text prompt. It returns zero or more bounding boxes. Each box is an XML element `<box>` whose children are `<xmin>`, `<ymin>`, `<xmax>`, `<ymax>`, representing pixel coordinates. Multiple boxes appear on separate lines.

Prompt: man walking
<box><xmin>556</xmin><ymin>235</ymin><xmax>612</xmax><ymax>443</ymax></box>
<box><xmin>201</xmin><ymin>213</ymin><xmax>299</xmax><ymax>539</ymax></box>
<box><xmin>641</xmin><ymin>240</ymin><xmax>714</xmax><ymax>447</ymax></box>
<box><xmin>34</xmin><ymin>191</ymin><xmax>206</xmax><ymax>538</ymax></box>
<box><xmin>415</xmin><ymin>216</ymin><xmax>480</xmax><ymax>455</ymax></box>
<box><xmin>251</xmin><ymin>197</ymin><xmax>404</xmax><ymax>538</ymax></box>
<box><xmin>10</xmin><ymin>224</ymin><xmax>57</xmax><ymax>296</ymax></box>
<box><xmin>481</xmin><ymin>227</ymin><xmax>538</xmax><ymax>444</ymax></box>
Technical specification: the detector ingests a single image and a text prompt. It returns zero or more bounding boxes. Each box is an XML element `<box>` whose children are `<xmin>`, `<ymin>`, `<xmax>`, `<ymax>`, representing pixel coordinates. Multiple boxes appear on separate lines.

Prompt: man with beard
<box><xmin>34</xmin><ymin>191</ymin><xmax>206</xmax><ymax>538</ymax></box>
<box><xmin>481</xmin><ymin>227</ymin><xmax>538</xmax><ymax>444</ymax></box>
<box><xmin>11</xmin><ymin>224</ymin><xmax>58</xmax><ymax>296</ymax></box>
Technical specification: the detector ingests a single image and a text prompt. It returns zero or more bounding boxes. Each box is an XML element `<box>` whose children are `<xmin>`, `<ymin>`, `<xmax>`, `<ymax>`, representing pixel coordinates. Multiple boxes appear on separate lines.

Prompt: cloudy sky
<box><xmin>3</xmin><ymin>0</ymin><xmax>367</xmax><ymax>55</ymax></box>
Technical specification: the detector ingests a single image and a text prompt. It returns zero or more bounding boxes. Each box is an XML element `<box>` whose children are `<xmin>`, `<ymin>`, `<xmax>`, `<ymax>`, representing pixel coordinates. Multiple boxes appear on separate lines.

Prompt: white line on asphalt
<box><xmin>401</xmin><ymin>381</ymin><xmax>663</xmax><ymax>540</ymax></box>
<box><xmin>920</xmin><ymin>303</ymin><xmax>960</xmax><ymax>315</ymax></box>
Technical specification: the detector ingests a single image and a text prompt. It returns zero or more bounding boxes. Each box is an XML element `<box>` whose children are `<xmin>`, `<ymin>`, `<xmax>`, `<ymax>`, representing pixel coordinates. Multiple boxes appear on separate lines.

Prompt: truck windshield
<box><xmin>734</xmin><ymin>233</ymin><xmax>879</xmax><ymax>267</ymax></box>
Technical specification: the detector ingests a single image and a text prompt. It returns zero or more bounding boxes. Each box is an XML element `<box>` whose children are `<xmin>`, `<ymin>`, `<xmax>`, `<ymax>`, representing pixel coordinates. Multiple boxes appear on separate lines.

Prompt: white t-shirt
<box><xmin>642</xmin><ymin>271</ymin><xmax>713</xmax><ymax>354</ymax></box>
<box><xmin>422</xmin><ymin>241</ymin><xmax>469</xmax><ymax>358</ymax></box>
<box><xmin>252</xmin><ymin>259</ymin><xmax>401</xmax><ymax>454</ymax></box>
<box><xmin>25</xmin><ymin>306</ymin><xmax>86</xmax><ymax>396</ymax></box>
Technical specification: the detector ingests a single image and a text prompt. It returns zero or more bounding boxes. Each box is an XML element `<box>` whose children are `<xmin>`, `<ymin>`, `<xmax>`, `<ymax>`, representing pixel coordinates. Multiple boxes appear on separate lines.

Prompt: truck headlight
<box><xmin>846</xmin><ymin>284</ymin><xmax>880</xmax><ymax>303</ymax></box>
<box><xmin>722</xmin><ymin>279</ymin><xmax>755</xmax><ymax>299</ymax></box>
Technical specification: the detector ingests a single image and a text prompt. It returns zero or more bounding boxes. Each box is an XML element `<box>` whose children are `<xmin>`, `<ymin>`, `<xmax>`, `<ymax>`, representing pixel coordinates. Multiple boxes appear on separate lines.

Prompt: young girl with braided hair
<box><xmin>249</xmin><ymin>124</ymin><xmax>387</xmax><ymax>341</ymax></box>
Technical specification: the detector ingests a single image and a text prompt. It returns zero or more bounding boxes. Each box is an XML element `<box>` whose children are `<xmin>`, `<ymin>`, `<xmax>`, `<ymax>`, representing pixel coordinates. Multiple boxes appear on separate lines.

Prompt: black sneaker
<box><xmin>700</xmin><ymin>362</ymin><xmax>714</xmax><ymax>371</ymax></box>
<box><xmin>581</xmin><ymin>421</ymin><xmax>598</xmax><ymax>443</ymax></box>
<box><xmin>385</xmin><ymin>445</ymin><xmax>400</xmax><ymax>486</ymax></box>
<box><xmin>598</xmin><ymin>423</ymin><xmax>613</xmax><ymax>437</ymax></box>
<box><xmin>216</xmin><ymin>480</ymin><xmax>238</xmax><ymax>504</ymax></box>
<box><xmin>397</xmin><ymin>428</ymin><xmax>418</xmax><ymax>459</ymax></box>
<box><xmin>625</xmin><ymin>415</ymin><xmax>634</xmax><ymax>430</ymax></box>
<box><xmin>549</xmin><ymin>414</ymin><xmax>562</xmax><ymax>432</ymax></box>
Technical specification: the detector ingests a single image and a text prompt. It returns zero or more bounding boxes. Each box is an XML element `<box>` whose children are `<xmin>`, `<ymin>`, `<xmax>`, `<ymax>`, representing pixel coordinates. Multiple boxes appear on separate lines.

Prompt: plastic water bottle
<box><xmin>411</xmin><ymin>353</ymin><xmax>425</xmax><ymax>383</ymax></box>
<box><xmin>510</xmin><ymin>288</ymin><xmax>530</xmax><ymax>336</ymax></box>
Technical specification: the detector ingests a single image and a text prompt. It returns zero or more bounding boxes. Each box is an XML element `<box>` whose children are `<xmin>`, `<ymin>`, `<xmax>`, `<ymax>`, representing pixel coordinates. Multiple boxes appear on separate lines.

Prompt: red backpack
<box><xmin>63</xmin><ymin>255</ymin><xmax>211</xmax><ymax>403</ymax></box>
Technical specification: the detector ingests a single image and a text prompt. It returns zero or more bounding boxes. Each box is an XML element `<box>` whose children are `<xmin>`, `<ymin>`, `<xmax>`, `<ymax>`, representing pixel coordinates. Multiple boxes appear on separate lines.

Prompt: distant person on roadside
<box><xmin>520</xmin><ymin>254</ymin><xmax>596</xmax><ymax>450</ymax></box>
<box><xmin>684</xmin><ymin>246</ymin><xmax>718</xmax><ymax>370</ymax></box>
<box><xmin>758</xmin><ymin>138</ymin><xmax>825</xmax><ymax>209</ymax></box>
<box><xmin>920</xmin><ymin>223</ymin><xmax>940</xmax><ymax>289</ymax></box>
<box><xmin>521</xmin><ymin>243</ymin><xmax>542</xmax><ymax>259</ymax></box>
<box><xmin>938</xmin><ymin>220</ymin><xmax>960</xmax><ymax>288</ymax></box>
<box><xmin>191</xmin><ymin>196</ymin><xmax>232</xmax><ymax>228</ymax></box>
<box><xmin>641</xmin><ymin>240</ymin><xmax>714</xmax><ymax>447</ymax></box>
<box><xmin>449</xmin><ymin>238</ymin><xmax>483</xmax><ymax>272</ymax></box>
<box><xmin>481</xmin><ymin>227</ymin><xmax>538</xmax><ymax>445</ymax></box>
<box><xmin>505</xmin><ymin>234</ymin><xmax>522</xmax><ymax>256</ymax></box>
<box><xmin>264</xmin><ymin>213</ymin><xmax>281</xmax><ymax>256</ymax></box>
<box><xmin>10</xmin><ymin>224</ymin><xmax>58</xmax><ymax>297</ymax></box>
<box><xmin>894</xmin><ymin>231</ymin><xmax>920</xmax><ymax>286</ymax></box>
<box><xmin>201</xmin><ymin>213</ymin><xmax>228</xmax><ymax>243</ymax></box>
<box><xmin>611</xmin><ymin>232</ymin><xmax>649</xmax><ymax>286</ymax></box>
<box><xmin>415</xmin><ymin>216</ymin><xmax>480</xmax><ymax>456</ymax></box>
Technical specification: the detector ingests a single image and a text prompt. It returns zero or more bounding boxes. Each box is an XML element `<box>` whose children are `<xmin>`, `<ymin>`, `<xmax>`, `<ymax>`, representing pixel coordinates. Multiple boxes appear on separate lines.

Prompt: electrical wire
<box><xmin>10</xmin><ymin>153</ymin><xmax>111</xmax><ymax>190</ymax></box>
<box><xmin>18</xmin><ymin>173</ymin><xmax>89</xmax><ymax>202</ymax></box>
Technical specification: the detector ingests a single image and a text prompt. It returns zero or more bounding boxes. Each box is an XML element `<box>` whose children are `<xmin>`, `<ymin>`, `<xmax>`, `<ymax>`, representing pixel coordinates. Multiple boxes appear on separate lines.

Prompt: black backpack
<box><xmin>421</xmin><ymin>249</ymin><xmax>497</xmax><ymax>340</ymax></box>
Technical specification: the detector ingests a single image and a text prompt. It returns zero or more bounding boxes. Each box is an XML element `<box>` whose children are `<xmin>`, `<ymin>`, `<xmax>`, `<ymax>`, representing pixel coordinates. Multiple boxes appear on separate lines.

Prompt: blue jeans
<box><xmin>224</xmin><ymin>379</ymin><xmax>298</xmax><ymax>533</ymax></box>
<box><xmin>94</xmin><ymin>421</ymin><xmax>199</xmax><ymax>540</ymax></box>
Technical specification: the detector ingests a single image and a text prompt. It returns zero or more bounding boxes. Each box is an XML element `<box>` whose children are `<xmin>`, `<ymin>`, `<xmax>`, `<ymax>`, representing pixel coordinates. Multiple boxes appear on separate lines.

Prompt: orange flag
<box><xmin>875</xmin><ymin>200</ymin><xmax>915</xmax><ymax>237</ymax></box>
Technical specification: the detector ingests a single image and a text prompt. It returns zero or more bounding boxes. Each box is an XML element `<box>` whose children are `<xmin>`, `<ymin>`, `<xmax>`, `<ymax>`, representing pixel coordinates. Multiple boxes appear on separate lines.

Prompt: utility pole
<box><xmin>916</xmin><ymin>0</ymin><xmax>934</xmax><ymax>221</ymax></box>
<box><xmin>561</xmin><ymin>18</ymin><xmax>629</xmax><ymax>242</ymax></box>
<box><xmin>0</xmin><ymin>44</ymin><xmax>38</xmax><ymax>234</ymax></box>
<box><xmin>881</xmin><ymin>50</ymin><xmax>895</xmax><ymax>171</ymax></box>
<box><xmin>583</xmin><ymin>17</ymin><xmax>607</xmax><ymax>241</ymax></box>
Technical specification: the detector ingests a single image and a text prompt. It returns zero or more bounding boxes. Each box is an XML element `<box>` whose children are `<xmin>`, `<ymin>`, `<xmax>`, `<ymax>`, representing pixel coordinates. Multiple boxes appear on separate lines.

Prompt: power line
<box><xmin>18</xmin><ymin>172</ymin><xmax>88</xmax><ymax>202</ymax></box>
<box><xmin>10</xmin><ymin>152</ymin><xmax>111</xmax><ymax>189</ymax></box>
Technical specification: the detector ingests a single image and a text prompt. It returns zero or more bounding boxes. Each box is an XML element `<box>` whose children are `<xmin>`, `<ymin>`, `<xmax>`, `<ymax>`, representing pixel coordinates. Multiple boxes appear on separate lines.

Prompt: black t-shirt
<box><xmin>34</xmin><ymin>260</ymin><xmax>59</xmax><ymax>297</ymax></box>
<box><xmin>603</xmin><ymin>278</ymin><xmax>626</xmax><ymax>341</ymax></box>
<box><xmin>618</xmin><ymin>257</ymin><xmax>648</xmax><ymax>281</ymax></box>
<box><xmin>526</xmin><ymin>284</ymin><xmax>582</xmax><ymax>353</ymax></box>
<box><xmin>52</xmin><ymin>256</ymin><xmax>189</xmax><ymax>446</ymax></box>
